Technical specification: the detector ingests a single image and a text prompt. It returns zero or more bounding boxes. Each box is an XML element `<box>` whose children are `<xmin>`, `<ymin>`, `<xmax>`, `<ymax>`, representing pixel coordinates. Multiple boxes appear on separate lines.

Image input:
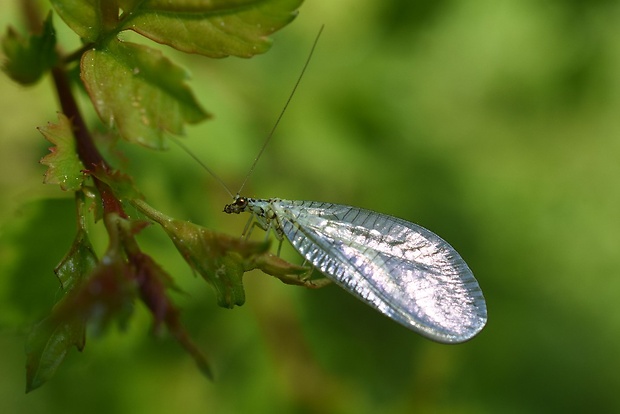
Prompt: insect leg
<box><xmin>260</xmin><ymin>218</ymin><xmax>284</xmax><ymax>256</ymax></box>
<box><xmin>299</xmin><ymin>265</ymin><xmax>332</xmax><ymax>287</ymax></box>
<box><xmin>242</xmin><ymin>214</ymin><xmax>254</xmax><ymax>237</ymax></box>
<box><xmin>243</xmin><ymin>214</ymin><xmax>269</xmax><ymax>239</ymax></box>
<box><xmin>261</xmin><ymin>261</ymin><xmax>330</xmax><ymax>289</ymax></box>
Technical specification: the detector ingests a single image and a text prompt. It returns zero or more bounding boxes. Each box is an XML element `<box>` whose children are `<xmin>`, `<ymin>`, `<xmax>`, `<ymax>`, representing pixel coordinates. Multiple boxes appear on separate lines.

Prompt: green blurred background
<box><xmin>1</xmin><ymin>0</ymin><xmax>620</xmax><ymax>412</ymax></box>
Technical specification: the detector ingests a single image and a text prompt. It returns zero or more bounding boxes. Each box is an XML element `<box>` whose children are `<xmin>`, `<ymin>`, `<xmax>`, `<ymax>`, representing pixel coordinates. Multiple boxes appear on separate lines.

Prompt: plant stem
<box><xmin>19</xmin><ymin>0</ymin><xmax>42</xmax><ymax>33</ymax></box>
<box><xmin>50</xmin><ymin>67</ymin><xmax>105</xmax><ymax>169</ymax></box>
<box><xmin>132</xmin><ymin>199</ymin><xmax>173</xmax><ymax>226</ymax></box>
<box><xmin>49</xmin><ymin>65</ymin><xmax>126</xmax><ymax>216</ymax></box>
<box><xmin>62</xmin><ymin>43</ymin><xmax>95</xmax><ymax>65</ymax></box>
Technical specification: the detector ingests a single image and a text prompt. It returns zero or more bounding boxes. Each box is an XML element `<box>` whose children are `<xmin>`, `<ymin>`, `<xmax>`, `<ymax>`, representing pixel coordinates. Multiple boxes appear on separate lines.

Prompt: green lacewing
<box><xmin>181</xmin><ymin>26</ymin><xmax>487</xmax><ymax>342</ymax></box>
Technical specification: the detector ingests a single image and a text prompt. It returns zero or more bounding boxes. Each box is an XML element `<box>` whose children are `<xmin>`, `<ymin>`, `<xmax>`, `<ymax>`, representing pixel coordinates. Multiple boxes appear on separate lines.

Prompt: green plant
<box><xmin>2</xmin><ymin>0</ymin><xmax>310</xmax><ymax>392</ymax></box>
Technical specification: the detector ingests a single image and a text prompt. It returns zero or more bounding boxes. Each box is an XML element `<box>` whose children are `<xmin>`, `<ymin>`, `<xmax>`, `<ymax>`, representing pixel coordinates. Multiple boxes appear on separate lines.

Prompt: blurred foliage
<box><xmin>1</xmin><ymin>0</ymin><xmax>620</xmax><ymax>412</ymax></box>
<box><xmin>1</xmin><ymin>11</ymin><xmax>56</xmax><ymax>84</ymax></box>
<box><xmin>3</xmin><ymin>0</ymin><xmax>305</xmax><ymax>393</ymax></box>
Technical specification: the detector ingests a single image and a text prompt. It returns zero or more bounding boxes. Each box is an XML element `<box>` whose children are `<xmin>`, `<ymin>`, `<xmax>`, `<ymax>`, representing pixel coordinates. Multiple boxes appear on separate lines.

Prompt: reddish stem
<box><xmin>19</xmin><ymin>0</ymin><xmax>41</xmax><ymax>33</ymax></box>
<box><xmin>51</xmin><ymin>66</ymin><xmax>125</xmax><ymax>217</ymax></box>
<box><xmin>21</xmin><ymin>0</ymin><xmax>125</xmax><ymax>217</ymax></box>
<box><xmin>51</xmin><ymin>67</ymin><xmax>107</xmax><ymax>170</ymax></box>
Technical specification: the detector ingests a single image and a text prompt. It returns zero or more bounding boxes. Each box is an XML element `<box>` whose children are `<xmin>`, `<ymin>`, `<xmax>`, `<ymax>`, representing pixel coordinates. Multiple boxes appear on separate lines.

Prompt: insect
<box><xmin>224</xmin><ymin>196</ymin><xmax>487</xmax><ymax>343</ymax></box>
<box><xmin>183</xmin><ymin>26</ymin><xmax>487</xmax><ymax>343</ymax></box>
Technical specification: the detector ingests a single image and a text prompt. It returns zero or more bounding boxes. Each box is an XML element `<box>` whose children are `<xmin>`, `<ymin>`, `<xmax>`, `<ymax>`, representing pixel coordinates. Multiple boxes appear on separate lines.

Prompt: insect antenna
<box><xmin>169</xmin><ymin>26</ymin><xmax>324</xmax><ymax>200</ymax></box>
<box><xmin>235</xmin><ymin>25</ymin><xmax>325</xmax><ymax>197</ymax></box>
<box><xmin>168</xmin><ymin>135</ymin><xmax>235</xmax><ymax>199</ymax></box>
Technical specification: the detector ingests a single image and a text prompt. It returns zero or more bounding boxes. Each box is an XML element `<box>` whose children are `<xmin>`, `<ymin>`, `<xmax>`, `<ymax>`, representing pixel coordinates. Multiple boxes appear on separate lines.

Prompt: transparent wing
<box><xmin>273</xmin><ymin>200</ymin><xmax>487</xmax><ymax>343</ymax></box>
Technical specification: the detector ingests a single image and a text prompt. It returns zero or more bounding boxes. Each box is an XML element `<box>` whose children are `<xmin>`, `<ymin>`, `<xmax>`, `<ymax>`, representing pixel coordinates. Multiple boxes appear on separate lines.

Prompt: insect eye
<box><xmin>236</xmin><ymin>197</ymin><xmax>247</xmax><ymax>207</ymax></box>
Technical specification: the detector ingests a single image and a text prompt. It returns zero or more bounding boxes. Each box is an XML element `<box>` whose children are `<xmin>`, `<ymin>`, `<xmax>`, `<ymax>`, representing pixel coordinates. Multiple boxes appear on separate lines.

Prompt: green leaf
<box><xmin>118</xmin><ymin>0</ymin><xmax>304</xmax><ymax>57</ymax></box>
<box><xmin>1</xmin><ymin>12</ymin><xmax>57</xmax><ymax>85</ymax></box>
<box><xmin>26</xmin><ymin>252</ymin><xmax>136</xmax><ymax>392</ymax></box>
<box><xmin>81</xmin><ymin>40</ymin><xmax>209</xmax><ymax>149</ymax></box>
<box><xmin>133</xmin><ymin>199</ymin><xmax>269</xmax><ymax>307</ymax></box>
<box><xmin>62</xmin><ymin>254</ymin><xmax>137</xmax><ymax>333</ymax></box>
<box><xmin>54</xmin><ymin>218</ymin><xmax>98</xmax><ymax>293</ymax></box>
<box><xmin>162</xmin><ymin>218</ymin><xmax>268</xmax><ymax>308</ymax></box>
<box><xmin>25</xmin><ymin>313</ymin><xmax>86</xmax><ymax>393</ymax></box>
<box><xmin>39</xmin><ymin>113</ymin><xmax>86</xmax><ymax>191</ymax></box>
<box><xmin>49</xmin><ymin>0</ymin><xmax>106</xmax><ymax>42</ymax></box>
<box><xmin>90</xmin><ymin>164</ymin><xmax>143</xmax><ymax>201</ymax></box>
